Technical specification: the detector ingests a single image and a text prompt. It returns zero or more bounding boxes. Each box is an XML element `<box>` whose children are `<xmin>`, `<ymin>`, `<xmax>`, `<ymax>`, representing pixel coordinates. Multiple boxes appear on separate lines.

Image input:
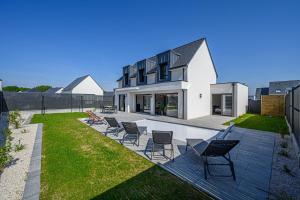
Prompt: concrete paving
<box><xmin>96</xmin><ymin>112</ymin><xmax>233</xmax><ymax>130</ymax></box>
<box><xmin>81</xmin><ymin>115</ymin><xmax>276</xmax><ymax>200</ymax></box>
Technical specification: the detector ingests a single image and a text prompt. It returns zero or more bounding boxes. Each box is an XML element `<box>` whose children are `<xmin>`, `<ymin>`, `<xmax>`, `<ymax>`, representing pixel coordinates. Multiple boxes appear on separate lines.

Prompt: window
<box><xmin>139</xmin><ymin>68</ymin><xmax>145</xmax><ymax>83</ymax></box>
<box><xmin>159</xmin><ymin>63</ymin><xmax>167</xmax><ymax>80</ymax></box>
<box><xmin>124</xmin><ymin>73</ymin><xmax>129</xmax><ymax>86</ymax></box>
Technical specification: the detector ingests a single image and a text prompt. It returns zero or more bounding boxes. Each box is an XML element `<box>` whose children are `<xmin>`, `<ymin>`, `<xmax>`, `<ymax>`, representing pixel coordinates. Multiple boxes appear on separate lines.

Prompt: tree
<box><xmin>2</xmin><ymin>86</ymin><xmax>30</xmax><ymax>92</ymax></box>
<box><xmin>33</xmin><ymin>85</ymin><xmax>52</xmax><ymax>92</ymax></box>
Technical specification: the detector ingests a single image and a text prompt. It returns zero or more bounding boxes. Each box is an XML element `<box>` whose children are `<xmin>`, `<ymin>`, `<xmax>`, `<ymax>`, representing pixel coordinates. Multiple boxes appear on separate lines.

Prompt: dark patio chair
<box><xmin>121</xmin><ymin>122</ymin><xmax>141</xmax><ymax>146</ymax></box>
<box><xmin>151</xmin><ymin>130</ymin><xmax>174</xmax><ymax>162</ymax></box>
<box><xmin>104</xmin><ymin>117</ymin><xmax>121</xmax><ymax>136</ymax></box>
<box><xmin>189</xmin><ymin>139</ymin><xmax>239</xmax><ymax>180</ymax></box>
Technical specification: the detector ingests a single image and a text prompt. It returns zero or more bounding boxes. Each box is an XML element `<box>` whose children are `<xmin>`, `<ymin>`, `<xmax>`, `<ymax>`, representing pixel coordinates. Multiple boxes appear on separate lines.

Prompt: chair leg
<box><xmin>121</xmin><ymin>134</ymin><xmax>126</xmax><ymax>145</ymax></box>
<box><xmin>171</xmin><ymin>144</ymin><xmax>174</xmax><ymax>162</ymax></box>
<box><xmin>204</xmin><ymin>156</ymin><xmax>208</xmax><ymax>180</ymax></box>
<box><xmin>151</xmin><ymin>144</ymin><xmax>154</xmax><ymax>160</ymax></box>
<box><xmin>229</xmin><ymin>160</ymin><xmax>236</xmax><ymax>181</ymax></box>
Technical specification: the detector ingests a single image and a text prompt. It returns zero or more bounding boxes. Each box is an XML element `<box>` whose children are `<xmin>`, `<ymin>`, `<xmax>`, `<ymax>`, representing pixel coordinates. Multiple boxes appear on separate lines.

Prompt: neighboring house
<box><xmin>255</xmin><ymin>87</ymin><xmax>269</xmax><ymax>100</ymax></box>
<box><xmin>269</xmin><ymin>80</ymin><xmax>300</xmax><ymax>95</ymax></box>
<box><xmin>62</xmin><ymin>75</ymin><xmax>104</xmax><ymax>95</ymax></box>
<box><xmin>45</xmin><ymin>87</ymin><xmax>63</xmax><ymax>94</ymax></box>
<box><xmin>114</xmin><ymin>38</ymin><xmax>248</xmax><ymax>119</ymax></box>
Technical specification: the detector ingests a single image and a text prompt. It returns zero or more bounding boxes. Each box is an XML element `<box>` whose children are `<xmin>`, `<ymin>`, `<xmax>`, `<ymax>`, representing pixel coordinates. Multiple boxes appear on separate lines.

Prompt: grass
<box><xmin>224</xmin><ymin>113</ymin><xmax>289</xmax><ymax>134</ymax></box>
<box><xmin>31</xmin><ymin>112</ymin><xmax>211</xmax><ymax>200</ymax></box>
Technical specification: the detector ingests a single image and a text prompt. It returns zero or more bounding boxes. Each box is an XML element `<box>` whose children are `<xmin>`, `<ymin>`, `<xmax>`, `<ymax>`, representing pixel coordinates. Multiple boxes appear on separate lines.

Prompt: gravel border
<box><xmin>22</xmin><ymin>123</ymin><xmax>43</xmax><ymax>200</ymax></box>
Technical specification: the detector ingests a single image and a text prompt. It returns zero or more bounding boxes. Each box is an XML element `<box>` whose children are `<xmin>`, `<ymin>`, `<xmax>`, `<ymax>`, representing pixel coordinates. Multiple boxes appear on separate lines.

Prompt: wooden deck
<box><xmin>80</xmin><ymin>115</ymin><xmax>275</xmax><ymax>200</ymax></box>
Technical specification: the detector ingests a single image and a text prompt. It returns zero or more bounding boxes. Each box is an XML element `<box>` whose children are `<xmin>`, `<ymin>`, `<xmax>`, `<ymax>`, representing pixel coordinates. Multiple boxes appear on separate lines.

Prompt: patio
<box><xmin>81</xmin><ymin>112</ymin><xmax>276</xmax><ymax>200</ymax></box>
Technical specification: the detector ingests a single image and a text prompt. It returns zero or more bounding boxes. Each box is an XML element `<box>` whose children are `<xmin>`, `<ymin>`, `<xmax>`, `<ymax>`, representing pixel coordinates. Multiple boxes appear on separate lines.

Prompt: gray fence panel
<box><xmin>1</xmin><ymin>92</ymin><xmax>114</xmax><ymax>112</ymax></box>
<box><xmin>248</xmin><ymin>99</ymin><xmax>261</xmax><ymax>114</ymax></box>
<box><xmin>286</xmin><ymin>85</ymin><xmax>300</xmax><ymax>146</ymax></box>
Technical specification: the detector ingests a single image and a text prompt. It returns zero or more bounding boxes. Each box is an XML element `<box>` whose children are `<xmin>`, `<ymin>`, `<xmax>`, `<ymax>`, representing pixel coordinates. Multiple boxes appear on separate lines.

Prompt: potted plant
<box><xmin>159</xmin><ymin>103</ymin><xmax>166</xmax><ymax>115</ymax></box>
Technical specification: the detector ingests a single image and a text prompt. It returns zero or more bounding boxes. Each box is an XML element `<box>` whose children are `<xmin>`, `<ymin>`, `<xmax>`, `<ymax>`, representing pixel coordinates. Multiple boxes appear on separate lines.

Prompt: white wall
<box><xmin>72</xmin><ymin>76</ymin><xmax>104</xmax><ymax>95</ymax></box>
<box><xmin>147</xmin><ymin>74</ymin><xmax>156</xmax><ymax>84</ymax></box>
<box><xmin>56</xmin><ymin>88</ymin><xmax>63</xmax><ymax>94</ymax></box>
<box><xmin>186</xmin><ymin>40</ymin><xmax>217</xmax><ymax>119</ymax></box>
<box><xmin>236</xmin><ymin>83</ymin><xmax>248</xmax><ymax>116</ymax></box>
<box><xmin>171</xmin><ymin>68</ymin><xmax>184</xmax><ymax>81</ymax></box>
<box><xmin>211</xmin><ymin>83</ymin><xmax>233</xmax><ymax>94</ymax></box>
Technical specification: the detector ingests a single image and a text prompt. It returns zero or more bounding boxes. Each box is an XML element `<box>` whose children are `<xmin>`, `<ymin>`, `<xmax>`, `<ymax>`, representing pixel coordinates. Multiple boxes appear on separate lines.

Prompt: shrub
<box><xmin>4</xmin><ymin>128</ymin><xmax>13</xmax><ymax>141</ymax></box>
<box><xmin>282</xmin><ymin>165</ymin><xmax>295</xmax><ymax>177</ymax></box>
<box><xmin>280</xmin><ymin>141</ymin><xmax>288</xmax><ymax>148</ymax></box>
<box><xmin>0</xmin><ymin>144</ymin><xmax>13</xmax><ymax>173</ymax></box>
<box><xmin>276</xmin><ymin>191</ymin><xmax>295</xmax><ymax>200</ymax></box>
<box><xmin>9</xmin><ymin>110</ymin><xmax>23</xmax><ymax>129</ymax></box>
<box><xmin>278</xmin><ymin>149</ymin><xmax>289</xmax><ymax>158</ymax></box>
<box><xmin>14</xmin><ymin>140</ymin><xmax>25</xmax><ymax>152</ymax></box>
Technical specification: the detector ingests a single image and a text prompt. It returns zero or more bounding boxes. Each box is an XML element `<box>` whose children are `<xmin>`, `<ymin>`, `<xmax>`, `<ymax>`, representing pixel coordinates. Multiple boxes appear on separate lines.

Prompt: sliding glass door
<box><xmin>155</xmin><ymin>93</ymin><xmax>178</xmax><ymax>118</ymax></box>
<box><xmin>136</xmin><ymin>94</ymin><xmax>151</xmax><ymax>113</ymax></box>
<box><xmin>119</xmin><ymin>94</ymin><xmax>125</xmax><ymax>112</ymax></box>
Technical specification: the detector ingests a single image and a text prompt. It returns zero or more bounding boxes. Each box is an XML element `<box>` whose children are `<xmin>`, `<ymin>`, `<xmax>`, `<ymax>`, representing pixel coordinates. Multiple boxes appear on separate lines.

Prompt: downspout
<box><xmin>232</xmin><ymin>83</ymin><xmax>235</xmax><ymax>117</ymax></box>
<box><xmin>182</xmin><ymin>89</ymin><xmax>185</xmax><ymax>119</ymax></box>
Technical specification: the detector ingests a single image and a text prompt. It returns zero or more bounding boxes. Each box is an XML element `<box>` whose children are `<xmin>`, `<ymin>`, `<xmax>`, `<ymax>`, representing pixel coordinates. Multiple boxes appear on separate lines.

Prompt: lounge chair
<box><xmin>86</xmin><ymin>111</ymin><xmax>106</xmax><ymax>125</ymax></box>
<box><xmin>121</xmin><ymin>122</ymin><xmax>142</xmax><ymax>146</ymax></box>
<box><xmin>216</xmin><ymin>122</ymin><xmax>235</xmax><ymax>140</ymax></box>
<box><xmin>104</xmin><ymin>117</ymin><xmax>122</xmax><ymax>136</ymax></box>
<box><xmin>151</xmin><ymin>130</ymin><xmax>174</xmax><ymax>162</ymax></box>
<box><xmin>186</xmin><ymin>139</ymin><xmax>239</xmax><ymax>180</ymax></box>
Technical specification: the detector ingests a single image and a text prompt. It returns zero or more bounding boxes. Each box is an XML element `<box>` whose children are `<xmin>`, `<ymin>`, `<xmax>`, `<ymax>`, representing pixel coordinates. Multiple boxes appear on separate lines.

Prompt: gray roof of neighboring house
<box><xmin>45</xmin><ymin>87</ymin><xmax>63</xmax><ymax>93</ymax></box>
<box><xmin>26</xmin><ymin>88</ymin><xmax>41</xmax><ymax>92</ymax></box>
<box><xmin>255</xmin><ymin>87</ymin><xmax>269</xmax><ymax>99</ymax></box>
<box><xmin>63</xmin><ymin>75</ymin><xmax>90</xmax><ymax>91</ymax></box>
<box><xmin>269</xmin><ymin>80</ymin><xmax>300</xmax><ymax>94</ymax></box>
<box><xmin>116</xmin><ymin>38</ymin><xmax>218</xmax><ymax>81</ymax></box>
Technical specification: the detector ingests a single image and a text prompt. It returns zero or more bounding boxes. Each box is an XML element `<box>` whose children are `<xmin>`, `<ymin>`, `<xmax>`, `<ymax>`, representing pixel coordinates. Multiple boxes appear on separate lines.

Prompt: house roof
<box><xmin>116</xmin><ymin>38</ymin><xmax>218</xmax><ymax>81</ymax></box>
<box><xmin>171</xmin><ymin>38</ymin><xmax>204</xmax><ymax>68</ymax></box>
<box><xmin>117</xmin><ymin>76</ymin><xmax>123</xmax><ymax>81</ymax></box>
<box><xmin>129</xmin><ymin>72</ymin><xmax>137</xmax><ymax>78</ymax></box>
<box><xmin>45</xmin><ymin>87</ymin><xmax>63</xmax><ymax>93</ymax></box>
<box><xmin>63</xmin><ymin>75</ymin><xmax>90</xmax><ymax>91</ymax></box>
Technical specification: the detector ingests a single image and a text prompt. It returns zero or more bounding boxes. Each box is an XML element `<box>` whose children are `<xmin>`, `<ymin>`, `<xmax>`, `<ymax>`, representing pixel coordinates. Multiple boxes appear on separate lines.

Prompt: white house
<box><xmin>45</xmin><ymin>87</ymin><xmax>64</xmax><ymax>94</ymax></box>
<box><xmin>62</xmin><ymin>75</ymin><xmax>104</xmax><ymax>95</ymax></box>
<box><xmin>114</xmin><ymin>38</ymin><xmax>248</xmax><ymax>119</ymax></box>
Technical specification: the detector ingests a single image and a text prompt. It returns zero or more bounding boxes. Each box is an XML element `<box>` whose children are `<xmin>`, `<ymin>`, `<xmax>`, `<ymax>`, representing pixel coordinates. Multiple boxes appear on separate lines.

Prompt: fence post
<box><xmin>71</xmin><ymin>94</ymin><xmax>72</xmax><ymax>113</ymax></box>
<box><xmin>80</xmin><ymin>96</ymin><xmax>83</xmax><ymax>112</ymax></box>
<box><xmin>41</xmin><ymin>95</ymin><xmax>45</xmax><ymax>115</ymax></box>
<box><xmin>292</xmin><ymin>88</ymin><xmax>294</xmax><ymax>131</ymax></box>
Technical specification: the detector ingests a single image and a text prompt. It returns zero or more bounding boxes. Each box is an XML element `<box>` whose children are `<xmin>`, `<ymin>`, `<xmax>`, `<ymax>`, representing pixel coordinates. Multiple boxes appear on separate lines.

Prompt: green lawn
<box><xmin>224</xmin><ymin>113</ymin><xmax>289</xmax><ymax>134</ymax></box>
<box><xmin>31</xmin><ymin>112</ymin><xmax>211</xmax><ymax>200</ymax></box>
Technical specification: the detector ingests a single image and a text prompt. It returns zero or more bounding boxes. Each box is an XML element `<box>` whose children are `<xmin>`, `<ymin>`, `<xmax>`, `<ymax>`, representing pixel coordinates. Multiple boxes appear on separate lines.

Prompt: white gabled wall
<box><xmin>186</xmin><ymin>40</ymin><xmax>217</xmax><ymax>119</ymax></box>
<box><xmin>72</xmin><ymin>76</ymin><xmax>104</xmax><ymax>95</ymax></box>
<box><xmin>236</xmin><ymin>83</ymin><xmax>248</xmax><ymax>116</ymax></box>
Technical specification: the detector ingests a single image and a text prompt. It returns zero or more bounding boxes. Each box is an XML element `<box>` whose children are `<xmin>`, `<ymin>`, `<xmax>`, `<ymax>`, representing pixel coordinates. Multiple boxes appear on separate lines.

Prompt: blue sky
<box><xmin>0</xmin><ymin>0</ymin><xmax>299</xmax><ymax>94</ymax></box>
